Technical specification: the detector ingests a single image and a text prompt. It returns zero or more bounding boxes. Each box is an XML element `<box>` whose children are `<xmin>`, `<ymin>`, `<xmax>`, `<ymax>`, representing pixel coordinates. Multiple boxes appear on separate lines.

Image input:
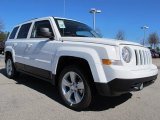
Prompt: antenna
<box><xmin>64</xmin><ymin>0</ymin><xmax>66</xmax><ymax>17</ymax></box>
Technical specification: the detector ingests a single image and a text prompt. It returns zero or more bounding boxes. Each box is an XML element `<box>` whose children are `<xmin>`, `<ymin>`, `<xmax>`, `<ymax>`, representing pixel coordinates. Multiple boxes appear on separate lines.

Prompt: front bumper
<box><xmin>103</xmin><ymin>64</ymin><xmax>158</xmax><ymax>82</ymax></box>
<box><xmin>95</xmin><ymin>74</ymin><xmax>158</xmax><ymax>96</ymax></box>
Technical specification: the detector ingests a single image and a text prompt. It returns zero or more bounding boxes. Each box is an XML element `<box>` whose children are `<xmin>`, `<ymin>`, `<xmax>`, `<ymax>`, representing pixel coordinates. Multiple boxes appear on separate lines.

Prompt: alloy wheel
<box><xmin>6</xmin><ymin>59</ymin><xmax>13</xmax><ymax>76</ymax></box>
<box><xmin>61</xmin><ymin>72</ymin><xmax>85</xmax><ymax>105</ymax></box>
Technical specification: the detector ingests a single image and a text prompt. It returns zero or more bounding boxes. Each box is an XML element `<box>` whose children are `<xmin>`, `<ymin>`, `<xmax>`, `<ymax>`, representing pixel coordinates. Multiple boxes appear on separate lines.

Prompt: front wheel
<box><xmin>58</xmin><ymin>66</ymin><xmax>92</xmax><ymax>110</ymax></box>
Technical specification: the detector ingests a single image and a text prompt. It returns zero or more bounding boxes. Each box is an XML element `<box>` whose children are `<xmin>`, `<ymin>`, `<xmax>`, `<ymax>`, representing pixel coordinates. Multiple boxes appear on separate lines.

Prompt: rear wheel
<box><xmin>58</xmin><ymin>66</ymin><xmax>92</xmax><ymax>110</ymax></box>
<box><xmin>6</xmin><ymin>57</ymin><xmax>18</xmax><ymax>78</ymax></box>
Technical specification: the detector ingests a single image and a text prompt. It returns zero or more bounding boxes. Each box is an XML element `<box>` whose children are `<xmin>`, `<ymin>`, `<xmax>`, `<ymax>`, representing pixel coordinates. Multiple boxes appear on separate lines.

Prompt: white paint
<box><xmin>5</xmin><ymin>16</ymin><xmax>158</xmax><ymax>84</ymax></box>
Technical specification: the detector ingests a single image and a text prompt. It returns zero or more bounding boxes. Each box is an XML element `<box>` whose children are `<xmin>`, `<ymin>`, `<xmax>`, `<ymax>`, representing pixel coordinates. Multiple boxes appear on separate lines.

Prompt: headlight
<box><xmin>122</xmin><ymin>47</ymin><xmax>131</xmax><ymax>63</ymax></box>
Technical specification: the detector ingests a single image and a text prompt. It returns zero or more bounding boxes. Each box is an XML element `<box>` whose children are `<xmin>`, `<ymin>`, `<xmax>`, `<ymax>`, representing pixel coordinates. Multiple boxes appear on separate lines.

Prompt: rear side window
<box><xmin>17</xmin><ymin>23</ymin><xmax>32</xmax><ymax>39</ymax></box>
<box><xmin>9</xmin><ymin>26</ymin><xmax>19</xmax><ymax>39</ymax></box>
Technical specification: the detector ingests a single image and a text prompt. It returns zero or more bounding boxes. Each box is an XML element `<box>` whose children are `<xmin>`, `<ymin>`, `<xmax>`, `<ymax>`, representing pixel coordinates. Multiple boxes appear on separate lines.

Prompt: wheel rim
<box><xmin>61</xmin><ymin>72</ymin><xmax>85</xmax><ymax>105</ymax></box>
<box><xmin>6</xmin><ymin>59</ymin><xmax>13</xmax><ymax>76</ymax></box>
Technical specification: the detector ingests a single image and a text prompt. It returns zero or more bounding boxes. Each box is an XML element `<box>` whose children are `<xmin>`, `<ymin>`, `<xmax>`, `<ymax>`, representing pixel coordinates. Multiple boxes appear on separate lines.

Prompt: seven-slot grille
<box><xmin>134</xmin><ymin>49</ymin><xmax>151</xmax><ymax>65</ymax></box>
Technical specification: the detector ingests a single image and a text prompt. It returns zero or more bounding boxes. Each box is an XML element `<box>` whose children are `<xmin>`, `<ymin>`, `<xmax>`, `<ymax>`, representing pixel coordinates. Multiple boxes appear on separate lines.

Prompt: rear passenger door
<box><xmin>15</xmin><ymin>23</ymin><xmax>32</xmax><ymax>70</ymax></box>
<box><xmin>8</xmin><ymin>23</ymin><xmax>32</xmax><ymax>70</ymax></box>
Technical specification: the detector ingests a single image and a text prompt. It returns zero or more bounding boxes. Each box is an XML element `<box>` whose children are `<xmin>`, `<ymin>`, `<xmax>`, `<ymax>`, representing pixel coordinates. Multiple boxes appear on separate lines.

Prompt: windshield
<box><xmin>54</xmin><ymin>18</ymin><xmax>101</xmax><ymax>38</ymax></box>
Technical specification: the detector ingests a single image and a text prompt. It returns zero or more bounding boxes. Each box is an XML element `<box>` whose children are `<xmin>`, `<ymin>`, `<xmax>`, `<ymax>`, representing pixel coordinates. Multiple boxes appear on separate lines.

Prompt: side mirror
<box><xmin>39</xmin><ymin>28</ymin><xmax>53</xmax><ymax>38</ymax></box>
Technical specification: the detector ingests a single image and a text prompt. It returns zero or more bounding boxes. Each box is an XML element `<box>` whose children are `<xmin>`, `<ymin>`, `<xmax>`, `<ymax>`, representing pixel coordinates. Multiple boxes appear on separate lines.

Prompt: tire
<box><xmin>58</xmin><ymin>65</ymin><xmax>92</xmax><ymax>110</ymax></box>
<box><xmin>5</xmin><ymin>56</ymin><xmax>18</xmax><ymax>79</ymax></box>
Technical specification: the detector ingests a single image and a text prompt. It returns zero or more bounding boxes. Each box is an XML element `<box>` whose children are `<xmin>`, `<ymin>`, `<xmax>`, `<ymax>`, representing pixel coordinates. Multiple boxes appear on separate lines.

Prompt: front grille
<box><xmin>134</xmin><ymin>49</ymin><xmax>151</xmax><ymax>65</ymax></box>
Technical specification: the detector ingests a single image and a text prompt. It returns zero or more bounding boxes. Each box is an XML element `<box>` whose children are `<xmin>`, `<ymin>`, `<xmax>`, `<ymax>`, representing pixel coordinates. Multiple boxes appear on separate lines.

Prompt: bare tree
<box><xmin>0</xmin><ymin>20</ymin><xmax>7</xmax><ymax>42</ymax></box>
<box><xmin>115</xmin><ymin>30</ymin><xmax>125</xmax><ymax>40</ymax></box>
<box><xmin>0</xmin><ymin>20</ymin><xmax>4</xmax><ymax>32</ymax></box>
<box><xmin>148</xmin><ymin>32</ymin><xmax>159</xmax><ymax>49</ymax></box>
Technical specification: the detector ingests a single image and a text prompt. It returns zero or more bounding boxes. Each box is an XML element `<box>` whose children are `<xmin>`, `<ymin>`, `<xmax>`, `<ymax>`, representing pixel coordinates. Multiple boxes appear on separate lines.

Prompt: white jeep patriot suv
<box><xmin>5</xmin><ymin>16</ymin><xmax>158</xmax><ymax>110</ymax></box>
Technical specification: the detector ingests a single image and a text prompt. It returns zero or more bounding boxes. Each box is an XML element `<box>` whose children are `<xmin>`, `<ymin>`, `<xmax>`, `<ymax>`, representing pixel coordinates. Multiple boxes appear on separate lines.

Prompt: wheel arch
<box><xmin>55</xmin><ymin>56</ymin><xmax>93</xmax><ymax>83</ymax></box>
<box><xmin>52</xmin><ymin>47</ymin><xmax>107</xmax><ymax>84</ymax></box>
<box><xmin>5</xmin><ymin>48</ymin><xmax>15</xmax><ymax>63</ymax></box>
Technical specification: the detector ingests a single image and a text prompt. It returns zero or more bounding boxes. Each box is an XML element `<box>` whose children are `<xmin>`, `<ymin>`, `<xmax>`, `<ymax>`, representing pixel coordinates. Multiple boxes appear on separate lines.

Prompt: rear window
<box><xmin>9</xmin><ymin>26</ymin><xmax>19</xmax><ymax>39</ymax></box>
<box><xmin>17</xmin><ymin>23</ymin><xmax>32</xmax><ymax>39</ymax></box>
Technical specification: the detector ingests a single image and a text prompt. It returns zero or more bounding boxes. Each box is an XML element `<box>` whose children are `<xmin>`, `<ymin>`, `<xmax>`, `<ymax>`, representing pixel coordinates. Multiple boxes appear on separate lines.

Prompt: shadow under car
<box><xmin>0</xmin><ymin>68</ymin><xmax>132</xmax><ymax>111</ymax></box>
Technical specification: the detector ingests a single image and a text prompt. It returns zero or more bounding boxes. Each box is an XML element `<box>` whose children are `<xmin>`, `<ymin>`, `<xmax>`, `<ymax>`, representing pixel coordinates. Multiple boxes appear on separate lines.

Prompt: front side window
<box><xmin>9</xmin><ymin>26</ymin><xmax>19</xmax><ymax>39</ymax></box>
<box><xmin>31</xmin><ymin>20</ymin><xmax>54</xmax><ymax>38</ymax></box>
<box><xmin>54</xmin><ymin>18</ymin><xmax>101</xmax><ymax>38</ymax></box>
<box><xmin>17</xmin><ymin>23</ymin><xmax>32</xmax><ymax>39</ymax></box>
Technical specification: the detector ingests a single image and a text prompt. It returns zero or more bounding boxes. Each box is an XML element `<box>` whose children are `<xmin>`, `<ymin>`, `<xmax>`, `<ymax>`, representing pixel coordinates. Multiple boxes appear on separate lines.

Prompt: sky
<box><xmin>0</xmin><ymin>0</ymin><xmax>160</xmax><ymax>43</ymax></box>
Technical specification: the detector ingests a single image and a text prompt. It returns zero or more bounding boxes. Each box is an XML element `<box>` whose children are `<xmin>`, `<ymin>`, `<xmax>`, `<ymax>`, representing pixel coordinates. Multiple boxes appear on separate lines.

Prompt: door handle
<box><xmin>12</xmin><ymin>43</ymin><xmax>17</xmax><ymax>48</ymax></box>
<box><xmin>27</xmin><ymin>43</ymin><xmax>33</xmax><ymax>48</ymax></box>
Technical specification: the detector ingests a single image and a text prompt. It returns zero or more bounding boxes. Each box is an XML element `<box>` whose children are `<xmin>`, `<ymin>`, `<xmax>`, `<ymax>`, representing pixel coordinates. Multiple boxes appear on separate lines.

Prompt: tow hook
<box><xmin>133</xmin><ymin>83</ymin><xmax>144</xmax><ymax>91</ymax></box>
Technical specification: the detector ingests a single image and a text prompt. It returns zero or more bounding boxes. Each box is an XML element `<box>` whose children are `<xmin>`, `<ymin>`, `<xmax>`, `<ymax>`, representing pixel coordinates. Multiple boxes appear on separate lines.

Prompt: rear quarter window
<box><xmin>9</xmin><ymin>26</ymin><xmax>19</xmax><ymax>39</ymax></box>
<box><xmin>17</xmin><ymin>23</ymin><xmax>32</xmax><ymax>39</ymax></box>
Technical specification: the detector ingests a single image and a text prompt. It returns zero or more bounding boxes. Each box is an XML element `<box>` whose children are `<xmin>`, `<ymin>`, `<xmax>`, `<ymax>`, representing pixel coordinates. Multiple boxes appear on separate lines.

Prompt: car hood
<box><xmin>60</xmin><ymin>37</ymin><xmax>143</xmax><ymax>47</ymax></box>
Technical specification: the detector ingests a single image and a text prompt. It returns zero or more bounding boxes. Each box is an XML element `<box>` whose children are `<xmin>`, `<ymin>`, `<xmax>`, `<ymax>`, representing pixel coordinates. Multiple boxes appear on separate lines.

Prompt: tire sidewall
<box><xmin>6</xmin><ymin>57</ymin><xmax>15</xmax><ymax>78</ymax></box>
<box><xmin>58</xmin><ymin>66</ymin><xmax>92</xmax><ymax>110</ymax></box>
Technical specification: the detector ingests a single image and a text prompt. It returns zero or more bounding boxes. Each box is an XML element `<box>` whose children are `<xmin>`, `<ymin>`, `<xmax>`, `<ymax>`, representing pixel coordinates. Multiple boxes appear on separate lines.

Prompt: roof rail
<box><xmin>23</xmin><ymin>18</ymin><xmax>38</xmax><ymax>23</ymax></box>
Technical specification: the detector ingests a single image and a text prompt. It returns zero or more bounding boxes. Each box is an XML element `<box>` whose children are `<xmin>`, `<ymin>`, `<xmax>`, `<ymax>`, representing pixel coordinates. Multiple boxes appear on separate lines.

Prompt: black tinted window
<box><xmin>31</xmin><ymin>20</ymin><xmax>54</xmax><ymax>38</ymax></box>
<box><xmin>17</xmin><ymin>23</ymin><xmax>32</xmax><ymax>39</ymax></box>
<box><xmin>9</xmin><ymin>26</ymin><xmax>19</xmax><ymax>39</ymax></box>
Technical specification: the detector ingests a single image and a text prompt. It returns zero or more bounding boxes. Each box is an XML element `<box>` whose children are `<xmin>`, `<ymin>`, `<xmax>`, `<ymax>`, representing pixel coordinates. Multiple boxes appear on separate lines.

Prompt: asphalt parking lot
<box><xmin>0</xmin><ymin>55</ymin><xmax>160</xmax><ymax>120</ymax></box>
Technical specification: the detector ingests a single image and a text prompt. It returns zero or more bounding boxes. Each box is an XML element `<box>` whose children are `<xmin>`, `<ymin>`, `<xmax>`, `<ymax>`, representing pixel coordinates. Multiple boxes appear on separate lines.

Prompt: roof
<box><xmin>13</xmin><ymin>16</ymin><xmax>81</xmax><ymax>28</ymax></box>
